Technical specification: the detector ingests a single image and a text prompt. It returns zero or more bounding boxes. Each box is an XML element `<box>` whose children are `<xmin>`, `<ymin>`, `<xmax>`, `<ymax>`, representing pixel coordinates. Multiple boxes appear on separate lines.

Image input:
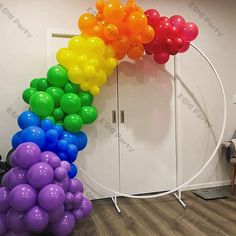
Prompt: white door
<box><xmin>47</xmin><ymin>30</ymin><xmax>120</xmax><ymax>199</ymax></box>
<box><xmin>118</xmin><ymin>56</ymin><xmax>177</xmax><ymax>194</ymax></box>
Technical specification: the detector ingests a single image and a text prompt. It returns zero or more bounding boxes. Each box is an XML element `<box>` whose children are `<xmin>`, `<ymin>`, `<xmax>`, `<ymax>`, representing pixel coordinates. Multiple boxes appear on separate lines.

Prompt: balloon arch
<box><xmin>0</xmin><ymin>0</ymin><xmax>200</xmax><ymax>235</ymax></box>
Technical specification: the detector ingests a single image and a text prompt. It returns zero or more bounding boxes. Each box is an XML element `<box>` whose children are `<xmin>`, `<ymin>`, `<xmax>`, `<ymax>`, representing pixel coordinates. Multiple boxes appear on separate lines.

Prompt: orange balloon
<box><xmin>129</xmin><ymin>34</ymin><xmax>142</xmax><ymax>46</ymax></box>
<box><xmin>141</xmin><ymin>25</ymin><xmax>155</xmax><ymax>44</ymax></box>
<box><xmin>78</xmin><ymin>14</ymin><xmax>97</xmax><ymax>34</ymax></box>
<box><xmin>96</xmin><ymin>0</ymin><xmax>106</xmax><ymax>13</ymax></box>
<box><xmin>127</xmin><ymin>44</ymin><xmax>144</xmax><ymax>60</ymax></box>
<box><xmin>104</xmin><ymin>24</ymin><xmax>119</xmax><ymax>41</ymax></box>
<box><xmin>125</xmin><ymin>0</ymin><xmax>137</xmax><ymax>14</ymax></box>
<box><xmin>103</xmin><ymin>1</ymin><xmax>125</xmax><ymax>25</ymax></box>
<box><xmin>96</xmin><ymin>13</ymin><xmax>104</xmax><ymax>21</ymax></box>
<box><xmin>92</xmin><ymin>24</ymin><xmax>105</xmax><ymax>39</ymax></box>
<box><xmin>116</xmin><ymin>50</ymin><xmax>126</xmax><ymax>60</ymax></box>
<box><xmin>112</xmin><ymin>35</ymin><xmax>130</xmax><ymax>53</ymax></box>
<box><xmin>128</xmin><ymin>11</ymin><xmax>147</xmax><ymax>33</ymax></box>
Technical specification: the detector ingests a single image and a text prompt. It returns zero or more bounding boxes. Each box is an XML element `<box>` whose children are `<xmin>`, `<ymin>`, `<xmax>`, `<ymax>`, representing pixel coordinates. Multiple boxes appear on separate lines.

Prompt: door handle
<box><xmin>112</xmin><ymin>110</ymin><xmax>116</xmax><ymax>123</ymax></box>
<box><xmin>121</xmin><ymin>110</ymin><xmax>125</xmax><ymax>124</ymax></box>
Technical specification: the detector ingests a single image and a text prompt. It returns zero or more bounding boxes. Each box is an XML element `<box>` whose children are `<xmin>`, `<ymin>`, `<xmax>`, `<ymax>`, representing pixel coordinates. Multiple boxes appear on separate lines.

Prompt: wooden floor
<box><xmin>73</xmin><ymin>191</ymin><xmax>236</xmax><ymax>236</ymax></box>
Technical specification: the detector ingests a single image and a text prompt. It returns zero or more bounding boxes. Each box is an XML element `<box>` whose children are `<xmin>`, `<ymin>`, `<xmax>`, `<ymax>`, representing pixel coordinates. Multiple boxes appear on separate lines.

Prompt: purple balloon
<box><xmin>0</xmin><ymin>187</ymin><xmax>10</xmax><ymax>213</ymax></box>
<box><xmin>9</xmin><ymin>152</ymin><xmax>18</xmax><ymax>168</ymax></box>
<box><xmin>5</xmin><ymin>232</ymin><xmax>30</xmax><ymax>236</ymax></box>
<box><xmin>74</xmin><ymin>192</ymin><xmax>84</xmax><ymax>209</ymax></box>
<box><xmin>81</xmin><ymin>197</ymin><xmax>93</xmax><ymax>217</ymax></box>
<box><xmin>24</xmin><ymin>206</ymin><xmax>49</xmax><ymax>233</ymax></box>
<box><xmin>27</xmin><ymin>162</ymin><xmax>54</xmax><ymax>189</ymax></box>
<box><xmin>65</xmin><ymin>204</ymin><xmax>74</xmax><ymax>211</ymax></box>
<box><xmin>38</xmin><ymin>184</ymin><xmax>65</xmax><ymax>212</ymax></box>
<box><xmin>54</xmin><ymin>177</ymin><xmax>69</xmax><ymax>192</ymax></box>
<box><xmin>15</xmin><ymin>142</ymin><xmax>41</xmax><ymax>169</ymax></box>
<box><xmin>2</xmin><ymin>167</ymin><xmax>27</xmax><ymax>191</ymax></box>
<box><xmin>54</xmin><ymin>167</ymin><xmax>67</xmax><ymax>181</ymax></box>
<box><xmin>68</xmin><ymin>178</ymin><xmax>84</xmax><ymax>194</ymax></box>
<box><xmin>6</xmin><ymin>209</ymin><xmax>26</xmax><ymax>233</ymax></box>
<box><xmin>40</xmin><ymin>151</ymin><xmax>61</xmax><ymax>169</ymax></box>
<box><xmin>48</xmin><ymin>205</ymin><xmax>65</xmax><ymax>223</ymax></box>
<box><xmin>60</xmin><ymin>161</ymin><xmax>70</xmax><ymax>172</ymax></box>
<box><xmin>0</xmin><ymin>213</ymin><xmax>7</xmax><ymax>235</ymax></box>
<box><xmin>73</xmin><ymin>209</ymin><xmax>84</xmax><ymax>221</ymax></box>
<box><xmin>50</xmin><ymin>212</ymin><xmax>75</xmax><ymax>236</ymax></box>
<box><xmin>65</xmin><ymin>192</ymin><xmax>75</xmax><ymax>205</ymax></box>
<box><xmin>9</xmin><ymin>184</ymin><xmax>37</xmax><ymax>212</ymax></box>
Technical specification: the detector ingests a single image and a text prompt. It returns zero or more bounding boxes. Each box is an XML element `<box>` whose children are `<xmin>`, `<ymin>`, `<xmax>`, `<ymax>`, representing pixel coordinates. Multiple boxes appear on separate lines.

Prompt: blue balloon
<box><xmin>41</xmin><ymin>119</ymin><xmax>54</xmax><ymax>132</ymax></box>
<box><xmin>67</xmin><ymin>144</ymin><xmax>78</xmax><ymax>163</ymax></box>
<box><xmin>53</xmin><ymin>125</ymin><xmax>63</xmax><ymax>137</ymax></box>
<box><xmin>21</xmin><ymin>126</ymin><xmax>46</xmax><ymax>149</ymax></box>
<box><xmin>60</xmin><ymin>131</ymin><xmax>77</xmax><ymax>145</ymax></box>
<box><xmin>76</xmin><ymin>131</ymin><xmax>88</xmax><ymax>151</ymax></box>
<box><xmin>58</xmin><ymin>152</ymin><xmax>69</xmax><ymax>161</ymax></box>
<box><xmin>68</xmin><ymin>163</ymin><xmax>78</xmax><ymax>179</ymax></box>
<box><xmin>44</xmin><ymin>141</ymin><xmax>57</xmax><ymax>152</ymax></box>
<box><xmin>46</xmin><ymin>129</ymin><xmax>59</xmax><ymax>142</ymax></box>
<box><xmin>57</xmin><ymin>139</ymin><xmax>69</xmax><ymax>152</ymax></box>
<box><xmin>18</xmin><ymin>111</ymin><xmax>40</xmax><ymax>130</ymax></box>
<box><xmin>11</xmin><ymin>131</ymin><xmax>22</xmax><ymax>149</ymax></box>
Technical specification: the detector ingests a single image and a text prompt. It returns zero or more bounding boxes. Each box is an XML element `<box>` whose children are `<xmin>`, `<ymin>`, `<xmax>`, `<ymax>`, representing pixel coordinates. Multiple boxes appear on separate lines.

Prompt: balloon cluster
<box><xmin>57</xmin><ymin>35</ymin><xmax>117</xmax><ymax>96</ymax></box>
<box><xmin>0</xmin><ymin>142</ymin><xmax>92</xmax><ymax>236</ymax></box>
<box><xmin>12</xmin><ymin>111</ymin><xmax>88</xmax><ymax>178</ymax></box>
<box><xmin>22</xmin><ymin>65</ymin><xmax>98</xmax><ymax>133</ymax></box>
<box><xmin>78</xmin><ymin>0</ymin><xmax>155</xmax><ymax>61</ymax></box>
<box><xmin>144</xmin><ymin>9</ymin><xmax>199</xmax><ymax>64</ymax></box>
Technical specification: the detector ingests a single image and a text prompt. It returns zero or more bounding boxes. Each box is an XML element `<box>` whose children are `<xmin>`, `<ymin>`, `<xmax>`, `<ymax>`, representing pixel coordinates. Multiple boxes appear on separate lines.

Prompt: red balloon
<box><xmin>181</xmin><ymin>22</ymin><xmax>199</xmax><ymax>42</ymax></box>
<box><xmin>179</xmin><ymin>41</ymin><xmax>190</xmax><ymax>53</ymax></box>
<box><xmin>159</xmin><ymin>16</ymin><xmax>169</xmax><ymax>22</ymax></box>
<box><xmin>173</xmin><ymin>37</ymin><xmax>184</xmax><ymax>50</ymax></box>
<box><xmin>168</xmin><ymin>25</ymin><xmax>180</xmax><ymax>39</ymax></box>
<box><xmin>155</xmin><ymin>20</ymin><xmax>171</xmax><ymax>39</ymax></box>
<box><xmin>154</xmin><ymin>51</ymin><xmax>170</xmax><ymax>64</ymax></box>
<box><xmin>144</xmin><ymin>39</ymin><xmax>160</xmax><ymax>55</ymax></box>
<box><xmin>144</xmin><ymin>9</ymin><xmax>160</xmax><ymax>28</ymax></box>
<box><xmin>169</xmin><ymin>15</ymin><xmax>185</xmax><ymax>31</ymax></box>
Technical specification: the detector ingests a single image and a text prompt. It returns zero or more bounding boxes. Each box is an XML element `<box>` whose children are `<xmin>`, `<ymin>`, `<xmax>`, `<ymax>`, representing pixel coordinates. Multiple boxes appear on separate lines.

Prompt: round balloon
<box><xmin>0</xmin><ymin>187</ymin><xmax>9</xmax><ymax>213</ymax></box>
<box><xmin>60</xmin><ymin>93</ymin><xmax>81</xmax><ymax>114</ymax></box>
<box><xmin>47</xmin><ymin>65</ymin><xmax>69</xmax><ymax>88</ymax></box>
<box><xmin>6</xmin><ymin>209</ymin><xmax>26</xmax><ymax>233</ymax></box>
<box><xmin>64</xmin><ymin>114</ymin><xmax>83</xmax><ymax>133</ymax></box>
<box><xmin>18</xmin><ymin>111</ymin><xmax>40</xmax><ymax>130</ymax></box>
<box><xmin>46</xmin><ymin>87</ymin><xmax>65</xmax><ymax>107</ymax></box>
<box><xmin>79</xmin><ymin>106</ymin><xmax>98</xmax><ymax>124</ymax></box>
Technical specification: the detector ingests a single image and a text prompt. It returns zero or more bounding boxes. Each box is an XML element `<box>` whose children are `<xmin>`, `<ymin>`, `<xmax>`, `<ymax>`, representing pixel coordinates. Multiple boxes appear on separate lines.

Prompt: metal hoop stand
<box><xmin>79</xmin><ymin>43</ymin><xmax>227</xmax><ymax>212</ymax></box>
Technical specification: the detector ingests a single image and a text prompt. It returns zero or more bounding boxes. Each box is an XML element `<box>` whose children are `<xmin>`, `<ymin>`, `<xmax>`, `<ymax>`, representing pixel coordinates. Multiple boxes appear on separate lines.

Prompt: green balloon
<box><xmin>22</xmin><ymin>87</ymin><xmax>37</xmax><ymax>104</ymax></box>
<box><xmin>47</xmin><ymin>65</ymin><xmax>68</xmax><ymax>88</ymax></box>
<box><xmin>29</xmin><ymin>91</ymin><xmax>54</xmax><ymax>117</ymax></box>
<box><xmin>53</xmin><ymin>108</ymin><xmax>65</xmax><ymax>121</ymax></box>
<box><xmin>64</xmin><ymin>114</ymin><xmax>83</xmax><ymax>133</ymax></box>
<box><xmin>79</xmin><ymin>106</ymin><xmax>98</xmax><ymax>124</ymax></box>
<box><xmin>43</xmin><ymin>116</ymin><xmax>56</xmax><ymax>124</ymax></box>
<box><xmin>36</xmin><ymin>78</ymin><xmax>49</xmax><ymax>91</ymax></box>
<box><xmin>46</xmin><ymin>87</ymin><xmax>65</xmax><ymax>107</ymax></box>
<box><xmin>60</xmin><ymin>93</ymin><xmax>81</xmax><ymax>114</ymax></box>
<box><xmin>64</xmin><ymin>82</ymin><xmax>80</xmax><ymax>94</ymax></box>
<box><xmin>30</xmin><ymin>78</ymin><xmax>39</xmax><ymax>88</ymax></box>
<box><xmin>78</xmin><ymin>91</ymin><xmax>94</xmax><ymax>106</ymax></box>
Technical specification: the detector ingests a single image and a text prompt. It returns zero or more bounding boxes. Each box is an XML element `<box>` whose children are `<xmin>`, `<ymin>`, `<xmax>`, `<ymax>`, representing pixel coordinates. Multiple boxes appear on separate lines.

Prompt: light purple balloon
<box><xmin>81</xmin><ymin>197</ymin><xmax>93</xmax><ymax>217</ymax></box>
<box><xmin>9</xmin><ymin>184</ymin><xmax>37</xmax><ymax>212</ymax></box>
<box><xmin>6</xmin><ymin>209</ymin><xmax>26</xmax><ymax>233</ymax></box>
<box><xmin>60</xmin><ymin>161</ymin><xmax>70</xmax><ymax>172</ymax></box>
<box><xmin>9</xmin><ymin>152</ymin><xmax>18</xmax><ymax>168</ymax></box>
<box><xmin>74</xmin><ymin>192</ymin><xmax>84</xmax><ymax>209</ymax></box>
<box><xmin>73</xmin><ymin>209</ymin><xmax>84</xmax><ymax>221</ymax></box>
<box><xmin>65</xmin><ymin>192</ymin><xmax>74</xmax><ymax>205</ymax></box>
<box><xmin>0</xmin><ymin>213</ymin><xmax>7</xmax><ymax>235</ymax></box>
<box><xmin>54</xmin><ymin>177</ymin><xmax>69</xmax><ymax>192</ymax></box>
<box><xmin>48</xmin><ymin>205</ymin><xmax>65</xmax><ymax>223</ymax></box>
<box><xmin>2</xmin><ymin>167</ymin><xmax>28</xmax><ymax>191</ymax></box>
<box><xmin>38</xmin><ymin>184</ymin><xmax>65</xmax><ymax>212</ymax></box>
<box><xmin>5</xmin><ymin>232</ymin><xmax>30</xmax><ymax>236</ymax></box>
<box><xmin>0</xmin><ymin>187</ymin><xmax>10</xmax><ymax>213</ymax></box>
<box><xmin>50</xmin><ymin>212</ymin><xmax>75</xmax><ymax>236</ymax></box>
<box><xmin>40</xmin><ymin>151</ymin><xmax>61</xmax><ymax>169</ymax></box>
<box><xmin>24</xmin><ymin>206</ymin><xmax>49</xmax><ymax>233</ymax></box>
<box><xmin>15</xmin><ymin>142</ymin><xmax>41</xmax><ymax>169</ymax></box>
<box><xmin>68</xmin><ymin>178</ymin><xmax>84</xmax><ymax>194</ymax></box>
<box><xmin>54</xmin><ymin>167</ymin><xmax>67</xmax><ymax>181</ymax></box>
<box><xmin>27</xmin><ymin>162</ymin><xmax>54</xmax><ymax>189</ymax></box>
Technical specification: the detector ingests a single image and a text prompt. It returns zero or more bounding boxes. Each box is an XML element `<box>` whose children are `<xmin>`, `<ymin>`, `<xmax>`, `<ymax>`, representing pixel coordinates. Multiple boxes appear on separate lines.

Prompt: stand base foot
<box><xmin>174</xmin><ymin>192</ymin><xmax>187</xmax><ymax>208</ymax></box>
<box><xmin>111</xmin><ymin>196</ymin><xmax>121</xmax><ymax>213</ymax></box>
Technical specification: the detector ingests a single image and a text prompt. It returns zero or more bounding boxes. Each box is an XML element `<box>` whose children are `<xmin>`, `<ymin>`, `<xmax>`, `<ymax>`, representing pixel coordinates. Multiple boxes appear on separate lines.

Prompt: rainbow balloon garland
<box><xmin>0</xmin><ymin>0</ymin><xmax>198</xmax><ymax>235</ymax></box>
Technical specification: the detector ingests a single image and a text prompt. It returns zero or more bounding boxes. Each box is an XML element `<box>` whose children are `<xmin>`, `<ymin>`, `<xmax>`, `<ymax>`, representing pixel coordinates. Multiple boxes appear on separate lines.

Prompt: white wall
<box><xmin>0</xmin><ymin>0</ymin><xmax>235</xmax><ymax>190</ymax></box>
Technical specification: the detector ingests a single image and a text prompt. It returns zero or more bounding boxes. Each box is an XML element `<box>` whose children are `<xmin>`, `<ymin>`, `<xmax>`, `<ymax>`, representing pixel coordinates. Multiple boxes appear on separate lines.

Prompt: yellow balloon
<box><xmin>96</xmin><ymin>71</ymin><xmax>107</xmax><ymax>85</ymax></box>
<box><xmin>77</xmin><ymin>55</ymin><xmax>88</xmax><ymax>67</ymax></box>
<box><xmin>88</xmin><ymin>59</ymin><xmax>100</xmax><ymax>69</ymax></box>
<box><xmin>56</xmin><ymin>48</ymin><xmax>77</xmax><ymax>69</ymax></box>
<box><xmin>106</xmin><ymin>58</ymin><xmax>117</xmax><ymax>70</ymax></box>
<box><xmin>68</xmin><ymin>36</ymin><xmax>86</xmax><ymax>54</ymax></box>
<box><xmin>104</xmin><ymin>45</ymin><xmax>115</xmax><ymax>59</ymax></box>
<box><xmin>68</xmin><ymin>66</ymin><xmax>85</xmax><ymax>84</ymax></box>
<box><xmin>84</xmin><ymin>65</ymin><xmax>96</xmax><ymax>78</ymax></box>
<box><xmin>86</xmin><ymin>37</ymin><xmax>106</xmax><ymax>58</ymax></box>
<box><xmin>80</xmin><ymin>82</ymin><xmax>90</xmax><ymax>91</ymax></box>
<box><xmin>90</xmin><ymin>86</ymin><xmax>100</xmax><ymax>96</ymax></box>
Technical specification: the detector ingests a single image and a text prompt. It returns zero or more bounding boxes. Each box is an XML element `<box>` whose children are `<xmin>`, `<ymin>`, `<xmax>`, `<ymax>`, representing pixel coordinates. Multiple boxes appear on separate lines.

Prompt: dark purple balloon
<box><xmin>6</xmin><ymin>209</ymin><xmax>26</xmax><ymax>233</ymax></box>
<box><xmin>2</xmin><ymin>167</ymin><xmax>28</xmax><ymax>191</ymax></box>
<box><xmin>0</xmin><ymin>187</ymin><xmax>10</xmax><ymax>213</ymax></box>
<box><xmin>81</xmin><ymin>197</ymin><xmax>93</xmax><ymax>217</ymax></box>
<box><xmin>9</xmin><ymin>184</ymin><xmax>37</xmax><ymax>212</ymax></box>
<box><xmin>54</xmin><ymin>177</ymin><xmax>69</xmax><ymax>192</ymax></box>
<box><xmin>48</xmin><ymin>205</ymin><xmax>65</xmax><ymax>223</ymax></box>
<box><xmin>38</xmin><ymin>184</ymin><xmax>65</xmax><ymax>212</ymax></box>
<box><xmin>9</xmin><ymin>152</ymin><xmax>18</xmax><ymax>168</ymax></box>
<box><xmin>27</xmin><ymin>162</ymin><xmax>54</xmax><ymax>189</ymax></box>
<box><xmin>15</xmin><ymin>142</ymin><xmax>41</xmax><ymax>169</ymax></box>
<box><xmin>54</xmin><ymin>167</ymin><xmax>67</xmax><ymax>181</ymax></box>
<box><xmin>40</xmin><ymin>151</ymin><xmax>61</xmax><ymax>169</ymax></box>
<box><xmin>0</xmin><ymin>213</ymin><xmax>7</xmax><ymax>235</ymax></box>
<box><xmin>60</xmin><ymin>161</ymin><xmax>70</xmax><ymax>172</ymax></box>
<box><xmin>5</xmin><ymin>231</ymin><xmax>30</xmax><ymax>236</ymax></box>
<box><xmin>74</xmin><ymin>192</ymin><xmax>84</xmax><ymax>209</ymax></box>
<box><xmin>50</xmin><ymin>212</ymin><xmax>75</xmax><ymax>236</ymax></box>
<box><xmin>68</xmin><ymin>178</ymin><xmax>84</xmax><ymax>194</ymax></box>
<box><xmin>73</xmin><ymin>209</ymin><xmax>84</xmax><ymax>221</ymax></box>
<box><xmin>65</xmin><ymin>192</ymin><xmax>75</xmax><ymax>205</ymax></box>
<box><xmin>24</xmin><ymin>206</ymin><xmax>49</xmax><ymax>233</ymax></box>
